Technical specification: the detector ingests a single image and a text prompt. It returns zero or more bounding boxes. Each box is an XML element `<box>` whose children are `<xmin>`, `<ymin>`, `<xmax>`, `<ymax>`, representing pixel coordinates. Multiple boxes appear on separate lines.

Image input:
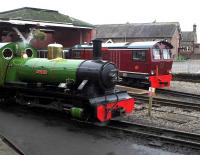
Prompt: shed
<box><xmin>0</xmin><ymin>7</ymin><xmax>95</xmax><ymax>49</ymax></box>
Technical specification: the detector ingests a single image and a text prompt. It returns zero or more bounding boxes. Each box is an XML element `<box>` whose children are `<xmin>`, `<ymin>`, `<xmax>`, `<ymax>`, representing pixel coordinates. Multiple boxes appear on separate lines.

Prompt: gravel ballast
<box><xmin>123</xmin><ymin>81</ymin><xmax>200</xmax><ymax>134</ymax></box>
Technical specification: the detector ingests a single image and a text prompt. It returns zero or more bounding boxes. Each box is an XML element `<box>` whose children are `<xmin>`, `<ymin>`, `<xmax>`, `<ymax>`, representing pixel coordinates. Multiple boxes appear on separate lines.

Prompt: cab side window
<box><xmin>73</xmin><ymin>50</ymin><xmax>81</xmax><ymax>58</ymax></box>
<box><xmin>132</xmin><ymin>50</ymin><xmax>146</xmax><ymax>61</ymax></box>
<box><xmin>152</xmin><ymin>49</ymin><xmax>161</xmax><ymax>60</ymax></box>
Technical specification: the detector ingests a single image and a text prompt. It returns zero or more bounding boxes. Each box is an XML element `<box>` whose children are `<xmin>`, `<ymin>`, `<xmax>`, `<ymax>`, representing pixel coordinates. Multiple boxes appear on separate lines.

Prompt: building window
<box><xmin>152</xmin><ymin>49</ymin><xmax>161</xmax><ymax>60</ymax></box>
<box><xmin>132</xmin><ymin>50</ymin><xmax>146</xmax><ymax>61</ymax></box>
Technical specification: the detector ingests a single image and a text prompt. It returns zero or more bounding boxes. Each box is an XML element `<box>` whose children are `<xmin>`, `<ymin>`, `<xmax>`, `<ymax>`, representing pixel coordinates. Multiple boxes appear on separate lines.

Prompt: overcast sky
<box><xmin>0</xmin><ymin>0</ymin><xmax>199</xmax><ymax>41</ymax></box>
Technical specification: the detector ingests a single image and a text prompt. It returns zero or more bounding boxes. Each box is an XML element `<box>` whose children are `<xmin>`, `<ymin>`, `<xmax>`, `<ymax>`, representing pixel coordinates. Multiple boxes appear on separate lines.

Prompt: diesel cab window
<box><xmin>163</xmin><ymin>49</ymin><xmax>171</xmax><ymax>59</ymax></box>
<box><xmin>152</xmin><ymin>49</ymin><xmax>161</xmax><ymax>60</ymax></box>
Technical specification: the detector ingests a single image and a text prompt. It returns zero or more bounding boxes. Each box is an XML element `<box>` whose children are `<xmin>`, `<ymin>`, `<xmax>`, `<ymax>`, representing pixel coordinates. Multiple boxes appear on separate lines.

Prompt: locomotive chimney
<box><xmin>92</xmin><ymin>39</ymin><xmax>102</xmax><ymax>60</ymax></box>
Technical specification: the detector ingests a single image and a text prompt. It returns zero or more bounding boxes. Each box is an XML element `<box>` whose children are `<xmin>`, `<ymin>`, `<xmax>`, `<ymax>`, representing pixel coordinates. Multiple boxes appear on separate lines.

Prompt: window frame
<box><xmin>73</xmin><ymin>50</ymin><xmax>81</xmax><ymax>58</ymax></box>
<box><xmin>132</xmin><ymin>50</ymin><xmax>147</xmax><ymax>61</ymax></box>
<box><xmin>162</xmin><ymin>48</ymin><xmax>171</xmax><ymax>59</ymax></box>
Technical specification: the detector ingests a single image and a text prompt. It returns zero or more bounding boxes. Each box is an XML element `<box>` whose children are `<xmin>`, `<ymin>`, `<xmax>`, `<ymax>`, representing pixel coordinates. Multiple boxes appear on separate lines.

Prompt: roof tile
<box><xmin>96</xmin><ymin>22</ymin><xmax>180</xmax><ymax>39</ymax></box>
<box><xmin>0</xmin><ymin>7</ymin><xmax>94</xmax><ymax>28</ymax></box>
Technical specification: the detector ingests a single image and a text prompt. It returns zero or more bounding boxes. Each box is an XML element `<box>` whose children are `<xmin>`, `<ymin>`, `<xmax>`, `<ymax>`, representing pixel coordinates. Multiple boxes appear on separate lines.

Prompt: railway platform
<box><xmin>0</xmin><ymin>138</ymin><xmax>19</xmax><ymax>155</ymax></box>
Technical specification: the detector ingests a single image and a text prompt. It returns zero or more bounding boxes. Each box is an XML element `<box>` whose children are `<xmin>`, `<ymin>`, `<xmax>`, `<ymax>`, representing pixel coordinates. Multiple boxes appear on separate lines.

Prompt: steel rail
<box><xmin>65</xmin><ymin>118</ymin><xmax>200</xmax><ymax>149</ymax></box>
<box><xmin>109</xmin><ymin>120</ymin><xmax>200</xmax><ymax>149</ymax></box>
<box><xmin>117</xmin><ymin>84</ymin><xmax>200</xmax><ymax>100</ymax></box>
<box><xmin>129</xmin><ymin>93</ymin><xmax>200</xmax><ymax>110</ymax></box>
<box><xmin>156</xmin><ymin>89</ymin><xmax>200</xmax><ymax>100</ymax></box>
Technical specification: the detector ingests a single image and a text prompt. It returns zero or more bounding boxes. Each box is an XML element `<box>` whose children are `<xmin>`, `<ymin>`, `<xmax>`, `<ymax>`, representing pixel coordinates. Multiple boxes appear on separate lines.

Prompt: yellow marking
<box><xmin>50</xmin><ymin>57</ymin><xmax>65</xmax><ymax>62</ymax></box>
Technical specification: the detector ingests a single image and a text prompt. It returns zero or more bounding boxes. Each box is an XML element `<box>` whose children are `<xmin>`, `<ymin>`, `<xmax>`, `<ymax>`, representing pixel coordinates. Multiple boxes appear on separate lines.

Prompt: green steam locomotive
<box><xmin>0</xmin><ymin>40</ymin><xmax>134</xmax><ymax>123</ymax></box>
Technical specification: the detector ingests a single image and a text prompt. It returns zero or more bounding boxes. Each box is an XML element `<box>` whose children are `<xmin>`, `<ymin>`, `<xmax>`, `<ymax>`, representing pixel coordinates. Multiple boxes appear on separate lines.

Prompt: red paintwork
<box><xmin>96</xmin><ymin>98</ymin><xmax>135</xmax><ymax>122</ymax></box>
<box><xmin>149</xmin><ymin>74</ymin><xmax>172</xmax><ymax>88</ymax></box>
<box><xmin>24</xmin><ymin>28</ymin><xmax>93</xmax><ymax>49</ymax></box>
<box><xmin>35</xmin><ymin>70</ymin><xmax>48</xmax><ymax>75</ymax></box>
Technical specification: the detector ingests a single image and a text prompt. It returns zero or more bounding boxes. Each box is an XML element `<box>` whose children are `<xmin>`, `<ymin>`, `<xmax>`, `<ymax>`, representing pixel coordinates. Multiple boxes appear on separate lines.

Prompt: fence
<box><xmin>172</xmin><ymin>60</ymin><xmax>200</xmax><ymax>73</ymax></box>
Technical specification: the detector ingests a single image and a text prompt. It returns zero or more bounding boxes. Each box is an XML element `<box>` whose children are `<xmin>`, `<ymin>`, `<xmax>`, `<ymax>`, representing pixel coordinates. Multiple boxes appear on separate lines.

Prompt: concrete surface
<box><xmin>0</xmin><ymin>138</ymin><xmax>19</xmax><ymax>155</ymax></box>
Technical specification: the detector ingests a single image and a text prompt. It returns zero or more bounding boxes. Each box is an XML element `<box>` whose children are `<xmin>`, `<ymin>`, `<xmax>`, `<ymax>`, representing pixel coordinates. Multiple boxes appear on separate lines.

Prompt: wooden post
<box><xmin>148</xmin><ymin>87</ymin><xmax>155</xmax><ymax>117</ymax></box>
<box><xmin>148</xmin><ymin>95</ymin><xmax>153</xmax><ymax>117</ymax></box>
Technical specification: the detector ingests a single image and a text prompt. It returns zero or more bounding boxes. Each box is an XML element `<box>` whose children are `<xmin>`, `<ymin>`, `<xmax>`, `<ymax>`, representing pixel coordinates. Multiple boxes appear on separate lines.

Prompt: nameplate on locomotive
<box><xmin>35</xmin><ymin>70</ymin><xmax>48</xmax><ymax>75</ymax></box>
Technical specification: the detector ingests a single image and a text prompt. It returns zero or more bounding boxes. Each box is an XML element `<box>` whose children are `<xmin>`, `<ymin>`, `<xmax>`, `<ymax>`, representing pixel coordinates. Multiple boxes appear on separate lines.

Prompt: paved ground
<box><xmin>0</xmin><ymin>105</ymin><xmax>183</xmax><ymax>155</ymax></box>
<box><xmin>0</xmin><ymin>138</ymin><xmax>19</xmax><ymax>155</ymax></box>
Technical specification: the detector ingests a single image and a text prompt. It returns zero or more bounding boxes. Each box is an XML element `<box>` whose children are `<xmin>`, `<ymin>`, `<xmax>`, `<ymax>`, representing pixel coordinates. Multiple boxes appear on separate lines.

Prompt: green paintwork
<box><xmin>6</xmin><ymin>58</ymin><xmax>84</xmax><ymax>84</ymax></box>
<box><xmin>0</xmin><ymin>42</ymin><xmax>17</xmax><ymax>86</ymax></box>
<box><xmin>70</xmin><ymin>107</ymin><xmax>83</xmax><ymax>119</ymax></box>
<box><xmin>0</xmin><ymin>42</ymin><xmax>42</xmax><ymax>86</ymax></box>
<box><xmin>16</xmin><ymin>42</ymin><xmax>37</xmax><ymax>58</ymax></box>
<box><xmin>0</xmin><ymin>41</ymin><xmax>82</xmax><ymax>86</ymax></box>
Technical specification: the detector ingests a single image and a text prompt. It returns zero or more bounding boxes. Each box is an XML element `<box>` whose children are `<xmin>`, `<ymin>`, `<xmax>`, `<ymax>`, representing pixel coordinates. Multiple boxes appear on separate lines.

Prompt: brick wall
<box><xmin>170</xmin><ymin>28</ymin><xmax>181</xmax><ymax>58</ymax></box>
<box><xmin>53</xmin><ymin>28</ymin><xmax>93</xmax><ymax>48</ymax></box>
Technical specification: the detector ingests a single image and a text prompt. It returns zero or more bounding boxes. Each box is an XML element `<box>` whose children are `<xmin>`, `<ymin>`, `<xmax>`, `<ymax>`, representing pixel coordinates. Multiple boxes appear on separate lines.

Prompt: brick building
<box><xmin>180</xmin><ymin>24</ymin><xmax>198</xmax><ymax>59</ymax></box>
<box><xmin>0</xmin><ymin>7</ymin><xmax>95</xmax><ymax>49</ymax></box>
<box><xmin>95</xmin><ymin>22</ymin><xmax>181</xmax><ymax>58</ymax></box>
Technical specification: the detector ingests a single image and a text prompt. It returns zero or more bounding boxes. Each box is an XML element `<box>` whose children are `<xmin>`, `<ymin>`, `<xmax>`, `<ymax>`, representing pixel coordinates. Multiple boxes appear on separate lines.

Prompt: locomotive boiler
<box><xmin>0</xmin><ymin>40</ymin><xmax>134</xmax><ymax>123</ymax></box>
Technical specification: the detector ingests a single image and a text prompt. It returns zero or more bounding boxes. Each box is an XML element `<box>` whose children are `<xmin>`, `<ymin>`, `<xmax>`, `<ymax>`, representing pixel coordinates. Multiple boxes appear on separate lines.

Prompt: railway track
<box><xmin>117</xmin><ymin>85</ymin><xmax>200</xmax><ymax>110</ymax></box>
<box><xmin>109</xmin><ymin>120</ymin><xmax>200</xmax><ymax>149</ymax></box>
<box><xmin>73</xmin><ymin>118</ymin><xmax>200</xmax><ymax>150</ymax></box>
<box><xmin>156</xmin><ymin>89</ymin><xmax>200</xmax><ymax>100</ymax></box>
<box><xmin>130</xmin><ymin>93</ymin><xmax>200</xmax><ymax>110</ymax></box>
<box><xmin>117</xmin><ymin>84</ymin><xmax>200</xmax><ymax>100</ymax></box>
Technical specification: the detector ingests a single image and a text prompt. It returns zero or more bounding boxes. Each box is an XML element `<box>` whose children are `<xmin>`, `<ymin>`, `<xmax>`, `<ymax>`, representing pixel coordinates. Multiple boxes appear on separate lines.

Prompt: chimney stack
<box><xmin>193</xmin><ymin>24</ymin><xmax>197</xmax><ymax>32</ymax></box>
<box><xmin>92</xmin><ymin>39</ymin><xmax>102</xmax><ymax>60</ymax></box>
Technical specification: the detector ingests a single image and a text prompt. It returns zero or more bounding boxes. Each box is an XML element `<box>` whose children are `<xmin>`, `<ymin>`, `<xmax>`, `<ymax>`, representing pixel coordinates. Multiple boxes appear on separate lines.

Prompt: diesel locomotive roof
<box><xmin>128</xmin><ymin>41</ymin><xmax>173</xmax><ymax>49</ymax></box>
<box><xmin>74</xmin><ymin>41</ymin><xmax>173</xmax><ymax>49</ymax></box>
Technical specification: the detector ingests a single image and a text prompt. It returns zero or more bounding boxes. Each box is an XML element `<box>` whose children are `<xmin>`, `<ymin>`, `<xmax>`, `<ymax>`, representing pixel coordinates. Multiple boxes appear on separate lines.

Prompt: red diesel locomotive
<box><xmin>70</xmin><ymin>40</ymin><xmax>173</xmax><ymax>88</ymax></box>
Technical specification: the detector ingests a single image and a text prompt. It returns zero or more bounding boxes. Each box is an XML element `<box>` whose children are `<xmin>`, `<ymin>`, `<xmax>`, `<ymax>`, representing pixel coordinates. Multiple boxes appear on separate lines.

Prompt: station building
<box><xmin>180</xmin><ymin>24</ymin><xmax>199</xmax><ymax>59</ymax></box>
<box><xmin>95</xmin><ymin>22</ymin><xmax>181</xmax><ymax>58</ymax></box>
<box><xmin>0</xmin><ymin>7</ymin><xmax>95</xmax><ymax>49</ymax></box>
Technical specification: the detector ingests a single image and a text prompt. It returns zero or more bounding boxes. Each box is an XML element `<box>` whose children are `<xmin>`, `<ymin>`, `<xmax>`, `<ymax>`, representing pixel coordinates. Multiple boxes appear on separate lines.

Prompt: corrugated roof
<box><xmin>96</xmin><ymin>22</ymin><xmax>180</xmax><ymax>39</ymax></box>
<box><xmin>0</xmin><ymin>7</ymin><xmax>94</xmax><ymax>28</ymax></box>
